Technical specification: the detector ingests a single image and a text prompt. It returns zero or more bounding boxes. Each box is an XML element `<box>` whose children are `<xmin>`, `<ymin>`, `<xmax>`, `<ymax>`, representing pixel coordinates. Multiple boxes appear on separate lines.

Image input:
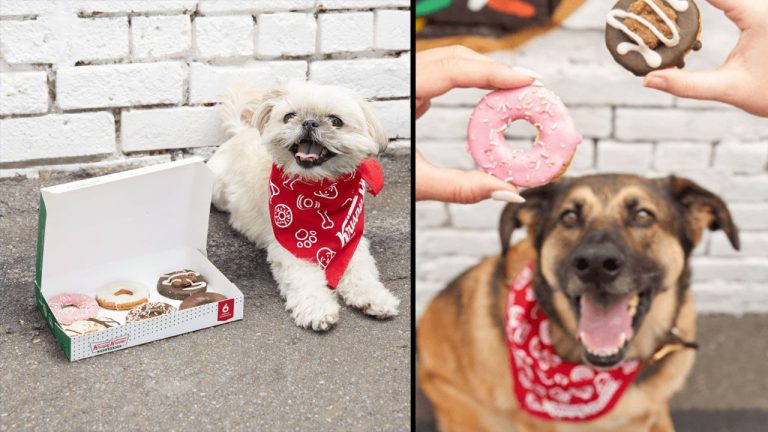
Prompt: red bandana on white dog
<box><xmin>506</xmin><ymin>262</ymin><xmax>641</xmax><ymax>421</ymax></box>
<box><xmin>268</xmin><ymin>160</ymin><xmax>384</xmax><ymax>288</ymax></box>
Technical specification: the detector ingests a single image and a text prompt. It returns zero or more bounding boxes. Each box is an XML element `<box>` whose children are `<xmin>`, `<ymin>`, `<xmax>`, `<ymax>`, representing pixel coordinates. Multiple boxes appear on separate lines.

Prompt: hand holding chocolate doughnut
<box><xmin>643</xmin><ymin>0</ymin><xmax>768</xmax><ymax>117</ymax></box>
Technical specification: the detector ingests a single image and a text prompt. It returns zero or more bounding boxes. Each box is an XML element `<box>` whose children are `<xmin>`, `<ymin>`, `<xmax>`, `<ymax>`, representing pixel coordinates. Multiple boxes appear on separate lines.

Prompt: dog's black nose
<box><xmin>572</xmin><ymin>243</ymin><xmax>624</xmax><ymax>283</ymax></box>
<box><xmin>302</xmin><ymin>119</ymin><xmax>319</xmax><ymax>128</ymax></box>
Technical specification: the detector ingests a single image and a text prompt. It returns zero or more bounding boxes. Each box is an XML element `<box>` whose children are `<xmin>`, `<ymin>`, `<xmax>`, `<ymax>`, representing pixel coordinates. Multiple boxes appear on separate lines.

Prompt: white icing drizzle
<box><xmin>467</xmin><ymin>0</ymin><xmax>489</xmax><ymax>12</ymax></box>
<box><xmin>162</xmin><ymin>270</ymin><xmax>207</xmax><ymax>290</ymax></box>
<box><xmin>606</xmin><ymin>0</ymin><xmax>688</xmax><ymax>68</ymax></box>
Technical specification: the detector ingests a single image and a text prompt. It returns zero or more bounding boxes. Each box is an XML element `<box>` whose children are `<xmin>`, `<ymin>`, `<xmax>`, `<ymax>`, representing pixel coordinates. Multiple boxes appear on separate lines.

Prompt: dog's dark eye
<box><xmin>631</xmin><ymin>209</ymin><xmax>655</xmax><ymax>227</ymax></box>
<box><xmin>283</xmin><ymin>112</ymin><xmax>296</xmax><ymax>123</ymax></box>
<box><xmin>329</xmin><ymin>115</ymin><xmax>343</xmax><ymax>128</ymax></box>
<box><xmin>559</xmin><ymin>209</ymin><xmax>580</xmax><ymax>228</ymax></box>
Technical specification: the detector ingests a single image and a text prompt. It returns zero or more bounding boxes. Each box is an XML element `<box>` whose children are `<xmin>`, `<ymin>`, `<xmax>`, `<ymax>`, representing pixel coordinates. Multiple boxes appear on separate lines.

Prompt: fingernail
<box><xmin>513</xmin><ymin>66</ymin><xmax>544</xmax><ymax>80</ymax></box>
<box><xmin>644</xmin><ymin>75</ymin><xmax>666</xmax><ymax>90</ymax></box>
<box><xmin>491</xmin><ymin>190</ymin><xmax>526</xmax><ymax>203</ymax></box>
<box><xmin>532</xmin><ymin>79</ymin><xmax>545</xmax><ymax>87</ymax></box>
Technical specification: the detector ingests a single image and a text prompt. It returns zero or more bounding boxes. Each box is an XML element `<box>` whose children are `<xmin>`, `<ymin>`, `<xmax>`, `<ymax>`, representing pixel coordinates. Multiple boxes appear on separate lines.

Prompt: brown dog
<box><xmin>417</xmin><ymin>175</ymin><xmax>740</xmax><ymax>432</ymax></box>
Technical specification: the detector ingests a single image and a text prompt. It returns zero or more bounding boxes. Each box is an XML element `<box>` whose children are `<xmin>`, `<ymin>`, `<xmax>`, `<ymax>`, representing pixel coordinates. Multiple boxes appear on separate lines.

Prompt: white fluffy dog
<box><xmin>207</xmin><ymin>81</ymin><xmax>400</xmax><ymax>331</ymax></box>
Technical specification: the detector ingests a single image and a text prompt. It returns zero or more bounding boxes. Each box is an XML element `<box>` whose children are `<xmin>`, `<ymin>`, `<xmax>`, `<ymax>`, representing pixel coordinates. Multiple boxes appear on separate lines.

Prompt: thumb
<box><xmin>644</xmin><ymin>68</ymin><xmax>731</xmax><ymax>102</ymax></box>
<box><xmin>428</xmin><ymin>167</ymin><xmax>524</xmax><ymax>204</ymax></box>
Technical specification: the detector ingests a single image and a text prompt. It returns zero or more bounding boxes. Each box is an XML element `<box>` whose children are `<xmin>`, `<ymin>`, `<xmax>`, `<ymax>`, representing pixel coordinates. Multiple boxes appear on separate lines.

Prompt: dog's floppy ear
<box><xmin>252</xmin><ymin>87</ymin><xmax>285</xmax><ymax>133</ymax></box>
<box><xmin>499</xmin><ymin>182</ymin><xmax>562</xmax><ymax>256</ymax></box>
<box><xmin>359</xmin><ymin>99</ymin><xmax>388</xmax><ymax>154</ymax></box>
<box><xmin>663</xmin><ymin>176</ymin><xmax>740</xmax><ymax>252</ymax></box>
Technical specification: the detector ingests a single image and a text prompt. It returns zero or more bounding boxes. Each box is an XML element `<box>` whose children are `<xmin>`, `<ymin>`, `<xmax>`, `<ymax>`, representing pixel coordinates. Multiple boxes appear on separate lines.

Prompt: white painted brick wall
<box><xmin>188</xmin><ymin>61</ymin><xmax>308</xmax><ymax>104</ymax></box>
<box><xmin>318</xmin><ymin>12</ymin><xmax>374</xmax><ymax>53</ymax></box>
<box><xmin>0</xmin><ymin>15</ymin><xmax>129</xmax><ymax>65</ymax></box>
<box><xmin>310</xmin><ymin>55</ymin><xmax>410</xmax><ymax>98</ymax></box>
<box><xmin>57</xmin><ymin>62</ymin><xmax>186</xmax><ymax>109</ymax></box>
<box><xmin>416</xmin><ymin>0</ymin><xmax>768</xmax><ymax>316</ymax></box>
<box><xmin>0</xmin><ymin>112</ymin><xmax>115</xmax><ymax>163</ymax></box>
<box><xmin>122</xmin><ymin>107</ymin><xmax>224</xmax><ymax>151</ymax></box>
<box><xmin>195</xmin><ymin>15</ymin><xmax>254</xmax><ymax>59</ymax></box>
<box><xmin>0</xmin><ymin>1</ymin><xmax>409</xmax><ymax>175</ymax></box>
<box><xmin>257</xmin><ymin>13</ymin><xmax>316</xmax><ymax>57</ymax></box>
<box><xmin>0</xmin><ymin>72</ymin><xmax>49</xmax><ymax>115</ymax></box>
<box><xmin>375</xmin><ymin>10</ymin><xmax>410</xmax><ymax>51</ymax></box>
<box><xmin>131</xmin><ymin>15</ymin><xmax>191</xmax><ymax>60</ymax></box>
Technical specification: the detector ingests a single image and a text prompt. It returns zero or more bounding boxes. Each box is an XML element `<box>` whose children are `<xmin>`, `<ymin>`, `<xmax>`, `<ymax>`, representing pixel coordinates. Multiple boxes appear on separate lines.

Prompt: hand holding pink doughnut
<box><xmin>467</xmin><ymin>85</ymin><xmax>582</xmax><ymax>188</ymax></box>
<box><xmin>48</xmin><ymin>293</ymin><xmax>100</xmax><ymax>325</ymax></box>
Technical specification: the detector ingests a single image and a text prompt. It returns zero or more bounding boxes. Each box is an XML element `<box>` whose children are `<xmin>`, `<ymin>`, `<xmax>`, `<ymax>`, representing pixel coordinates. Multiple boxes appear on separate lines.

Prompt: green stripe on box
<box><xmin>35</xmin><ymin>194</ymin><xmax>45</xmax><ymax>287</ymax></box>
<box><xmin>34</xmin><ymin>283</ymin><xmax>72</xmax><ymax>360</ymax></box>
<box><xmin>33</xmin><ymin>194</ymin><xmax>72</xmax><ymax>360</ymax></box>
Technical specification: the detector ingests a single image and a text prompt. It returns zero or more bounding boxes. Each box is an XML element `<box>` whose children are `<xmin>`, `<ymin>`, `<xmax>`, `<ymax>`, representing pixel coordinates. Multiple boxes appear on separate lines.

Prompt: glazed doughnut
<box><xmin>157</xmin><ymin>269</ymin><xmax>208</xmax><ymax>300</ymax></box>
<box><xmin>96</xmin><ymin>281</ymin><xmax>149</xmax><ymax>311</ymax></box>
<box><xmin>48</xmin><ymin>293</ymin><xmax>99</xmax><ymax>325</ymax></box>
<box><xmin>179</xmin><ymin>292</ymin><xmax>227</xmax><ymax>310</ymax></box>
<box><xmin>64</xmin><ymin>317</ymin><xmax>121</xmax><ymax>337</ymax></box>
<box><xmin>467</xmin><ymin>85</ymin><xmax>582</xmax><ymax>188</ymax></box>
<box><xmin>125</xmin><ymin>302</ymin><xmax>176</xmax><ymax>323</ymax></box>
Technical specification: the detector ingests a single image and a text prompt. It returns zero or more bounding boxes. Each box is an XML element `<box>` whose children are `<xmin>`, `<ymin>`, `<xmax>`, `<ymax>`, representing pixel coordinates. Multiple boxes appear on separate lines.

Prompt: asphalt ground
<box><xmin>0</xmin><ymin>154</ymin><xmax>411</xmax><ymax>432</ymax></box>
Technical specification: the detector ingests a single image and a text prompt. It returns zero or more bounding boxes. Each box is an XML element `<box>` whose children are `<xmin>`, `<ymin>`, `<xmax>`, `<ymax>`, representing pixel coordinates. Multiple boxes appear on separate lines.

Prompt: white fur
<box><xmin>207</xmin><ymin>81</ymin><xmax>399</xmax><ymax>331</ymax></box>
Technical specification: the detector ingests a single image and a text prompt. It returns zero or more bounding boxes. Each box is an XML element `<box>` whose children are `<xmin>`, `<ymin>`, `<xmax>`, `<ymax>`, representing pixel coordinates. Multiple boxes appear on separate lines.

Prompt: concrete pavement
<box><xmin>0</xmin><ymin>154</ymin><xmax>411</xmax><ymax>432</ymax></box>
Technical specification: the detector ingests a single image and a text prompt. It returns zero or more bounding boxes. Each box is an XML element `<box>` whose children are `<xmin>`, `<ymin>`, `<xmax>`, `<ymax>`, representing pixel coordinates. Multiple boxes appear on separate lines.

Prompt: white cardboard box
<box><xmin>34</xmin><ymin>158</ymin><xmax>244</xmax><ymax>361</ymax></box>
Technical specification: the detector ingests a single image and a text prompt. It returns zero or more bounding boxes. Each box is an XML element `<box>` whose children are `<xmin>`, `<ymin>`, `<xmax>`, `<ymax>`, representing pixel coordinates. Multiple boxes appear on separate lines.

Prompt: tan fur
<box><xmin>419</xmin><ymin>238</ymin><xmax>694</xmax><ymax>432</ymax></box>
<box><xmin>418</xmin><ymin>175</ymin><xmax>737</xmax><ymax>432</ymax></box>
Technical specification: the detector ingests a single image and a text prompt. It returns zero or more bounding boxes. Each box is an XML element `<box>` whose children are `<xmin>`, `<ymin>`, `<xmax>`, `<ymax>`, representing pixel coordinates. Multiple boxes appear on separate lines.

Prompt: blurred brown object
<box><xmin>416</xmin><ymin>0</ymin><xmax>587</xmax><ymax>53</ymax></box>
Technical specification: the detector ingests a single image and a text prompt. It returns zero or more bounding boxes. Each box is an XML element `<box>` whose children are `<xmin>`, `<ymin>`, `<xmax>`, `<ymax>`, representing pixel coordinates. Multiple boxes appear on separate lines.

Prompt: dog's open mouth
<box><xmin>289</xmin><ymin>139</ymin><xmax>336</xmax><ymax>169</ymax></box>
<box><xmin>572</xmin><ymin>290</ymin><xmax>652</xmax><ymax>368</ymax></box>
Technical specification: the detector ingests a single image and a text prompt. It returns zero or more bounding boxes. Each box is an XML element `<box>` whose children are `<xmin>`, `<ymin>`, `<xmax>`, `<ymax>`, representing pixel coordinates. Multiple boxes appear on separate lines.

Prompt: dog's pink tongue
<box><xmin>296</xmin><ymin>142</ymin><xmax>321</xmax><ymax>161</ymax></box>
<box><xmin>578</xmin><ymin>296</ymin><xmax>633</xmax><ymax>351</ymax></box>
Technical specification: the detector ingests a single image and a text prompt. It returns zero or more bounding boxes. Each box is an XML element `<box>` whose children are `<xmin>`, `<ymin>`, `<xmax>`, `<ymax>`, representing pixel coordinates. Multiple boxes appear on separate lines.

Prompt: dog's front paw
<box><xmin>341</xmin><ymin>282</ymin><xmax>400</xmax><ymax>319</ymax></box>
<box><xmin>291</xmin><ymin>299</ymin><xmax>340</xmax><ymax>331</ymax></box>
<box><xmin>362</xmin><ymin>292</ymin><xmax>399</xmax><ymax>319</ymax></box>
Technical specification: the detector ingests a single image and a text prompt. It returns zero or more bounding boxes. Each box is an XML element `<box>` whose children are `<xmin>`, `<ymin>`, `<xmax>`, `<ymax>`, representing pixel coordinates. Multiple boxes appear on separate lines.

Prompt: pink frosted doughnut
<box><xmin>48</xmin><ymin>293</ymin><xmax>100</xmax><ymax>325</ymax></box>
<box><xmin>467</xmin><ymin>85</ymin><xmax>582</xmax><ymax>188</ymax></box>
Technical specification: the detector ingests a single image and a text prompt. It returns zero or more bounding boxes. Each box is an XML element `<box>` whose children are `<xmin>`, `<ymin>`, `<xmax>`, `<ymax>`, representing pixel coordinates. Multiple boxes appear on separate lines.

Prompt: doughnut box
<box><xmin>34</xmin><ymin>158</ymin><xmax>244</xmax><ymax>361</ymax></box>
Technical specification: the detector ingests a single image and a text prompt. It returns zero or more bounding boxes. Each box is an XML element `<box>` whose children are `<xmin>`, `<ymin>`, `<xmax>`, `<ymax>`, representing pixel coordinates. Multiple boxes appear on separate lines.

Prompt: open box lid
<box><xmin>37</xmin><ymin>158</ymin><xmax>214</xmax><ymax>289</ymax></box>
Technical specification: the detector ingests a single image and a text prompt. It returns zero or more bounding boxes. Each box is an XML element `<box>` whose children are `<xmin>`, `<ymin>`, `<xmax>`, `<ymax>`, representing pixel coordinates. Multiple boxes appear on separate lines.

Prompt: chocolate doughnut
<box><xmin>180</xmin><ymin>292</ymin><xmax>227</xmax><ymax>310</ymax></box>
<box><xmin>157</xmin><ymin>269</ymin><xmax>208</xmax><ymax>300</ymax></box>
<box><xmin>605</xmin><ymin>0</ymin><xmax>701</xmax><ymax>76</ymax></box>
<box><xmin>125</xmin><ymin>302</ymin><xmax>176</xmax><ymax>323</ymax></box>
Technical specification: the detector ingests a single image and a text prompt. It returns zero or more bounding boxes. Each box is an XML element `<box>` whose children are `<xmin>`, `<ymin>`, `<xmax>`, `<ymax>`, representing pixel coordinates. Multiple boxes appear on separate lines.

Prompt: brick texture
<box><xmin>0</xmin><ymin>1</ymin><xmax>409</xmax><ymax>179</ymax></box>
<box><xmin>121</xmin><ymin>107</ymin><xmax>225</xmax><ymax>152</ymax></box>
<box><xmin>57</xmin><ymin>62</ymin><xmax>186</xmax><ymax>110</ymax></box>
<box><xmin>0</xmin><ymin>72</ymin><xmax>49</xmax><ymax>115</ymax></box>
<box><xmin>131</xmin><ymin>15</ymin><xmax>191</xmax><ymax>60</ymax></box>
<box><xmin>0</xmin><ymin>113</ymin><xmax>115</xmax><ymax>163</ymax></box>
<box><xmin>318</xmin><ymin>12</ymin><xmax>374</xmax><ymax>53</ymax></box>
<box><xmin>256</xmin><ymin>13</ymin><xmax>316</xmax><ymax>57</ymax></box>
<box><xmin>195</xmin><ymin>15</ymin><xmax>254</xmax><ymax>59</ymax></box>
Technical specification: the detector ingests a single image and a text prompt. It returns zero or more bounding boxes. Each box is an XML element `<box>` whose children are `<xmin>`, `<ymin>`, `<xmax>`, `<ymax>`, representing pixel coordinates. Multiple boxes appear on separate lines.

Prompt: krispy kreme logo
<box><xmin>91</xmin><ymin>335</ymin><xmax>129</xmax><ymax>353</ymax></box>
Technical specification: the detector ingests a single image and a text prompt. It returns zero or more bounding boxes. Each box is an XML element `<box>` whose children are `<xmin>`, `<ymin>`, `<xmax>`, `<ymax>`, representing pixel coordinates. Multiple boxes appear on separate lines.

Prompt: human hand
<box><xmin>416</xmin><ymin>46</ymin><xmax>540</xmax><ymax>203</ymax></box>
<box><xmin>416</xmin><ymin>45</ymin><xmax>541</xmax><ymax>118</ymax></box>
<box><xmin>643</xmin><ymin>0</ymin><xmax>768</xmax><ymax>117</ymax></box>
<box><xmin>415</xmin><ymin>150</ymin><xmax>525</xmax><ymax>204</ymax></box>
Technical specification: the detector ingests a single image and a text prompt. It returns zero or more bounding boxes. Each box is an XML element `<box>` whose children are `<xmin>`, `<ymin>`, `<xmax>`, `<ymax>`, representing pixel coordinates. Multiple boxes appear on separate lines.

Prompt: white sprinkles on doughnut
<box><xmin>466</xmin><ymin>85</ymin><xmax>582</xmax><ymax>188</ymax></box>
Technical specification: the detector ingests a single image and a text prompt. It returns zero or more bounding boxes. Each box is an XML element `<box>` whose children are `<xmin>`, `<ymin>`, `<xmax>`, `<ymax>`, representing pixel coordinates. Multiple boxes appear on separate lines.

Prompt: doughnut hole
<box><xmin>62</xmin><ymin>304</ymin><xmax>80</xmax><ymax>311</ymax></box>
<box><xmin>502</xmin><ymin>119</ymin><xmax>539</xmax><ymax>152</ymax></box>
<box><xmin>115</xmin><ymin>289</ymin><xmax>134</xmax><ymax>296</ymax></box>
